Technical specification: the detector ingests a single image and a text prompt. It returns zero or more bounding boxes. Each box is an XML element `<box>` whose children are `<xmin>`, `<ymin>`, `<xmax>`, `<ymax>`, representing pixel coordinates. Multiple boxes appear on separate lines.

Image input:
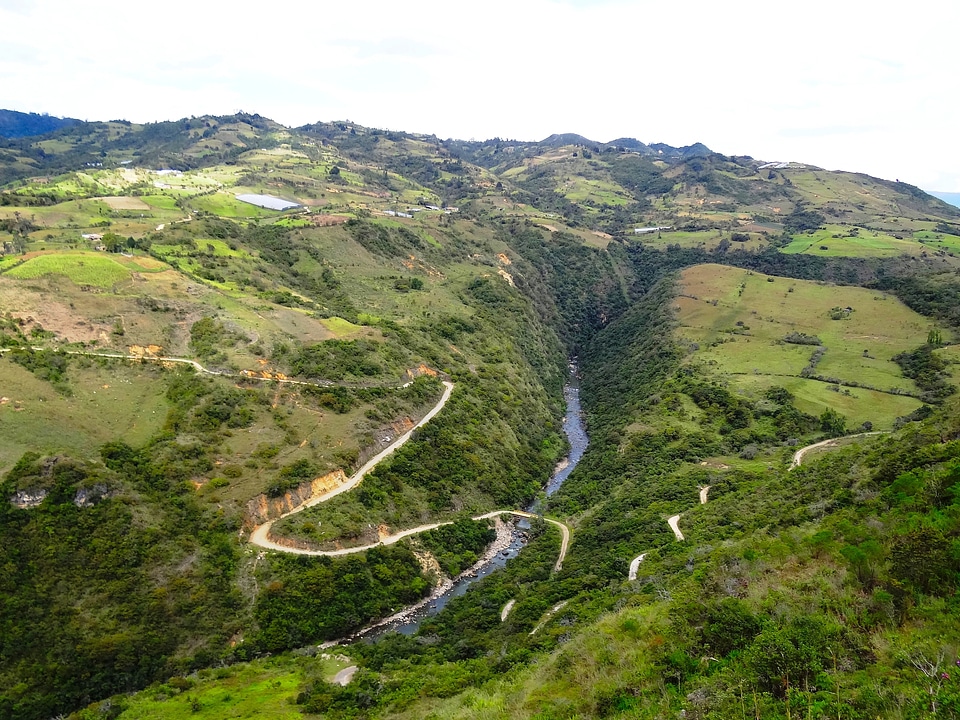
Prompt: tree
<box><xmin>819</xmin><ymin>407</ymin><xmax>846</xmax><ymax>436</ymax></box>
<box><xmin>102</xmin><ymin>232</ymin><xmax>124</xmax><ymax>252</ymax></box>
<box><xmin>890</xmin><ymin>526</ymin><xmax>954</xmax><ymax>594</ymax></box>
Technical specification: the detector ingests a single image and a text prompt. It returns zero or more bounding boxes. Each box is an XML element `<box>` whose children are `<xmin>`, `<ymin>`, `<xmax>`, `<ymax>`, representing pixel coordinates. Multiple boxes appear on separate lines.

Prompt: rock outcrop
<box><xmin>244</xmin><ymin>469</ymin><xmax>348</xmax><ymax>528</ymax></box>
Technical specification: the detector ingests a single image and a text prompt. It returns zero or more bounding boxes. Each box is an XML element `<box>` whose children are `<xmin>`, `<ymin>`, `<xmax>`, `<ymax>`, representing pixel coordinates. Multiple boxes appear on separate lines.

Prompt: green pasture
<box><xmin>676</xmin><ymin>264</ymin><xmax>938</xmax><ymax>425</ymax></box>
<box><xmin>320</xmin><ymin>316</ymin><xmax>364</xmax><ymax>337</ymax></box>
<box><xmin>187</xmin><ymin>192</ymin><xmax>276</xmax><ymax>218</ymax></box>
<box><xmin>780</xmin><ymin>225</ymin><xmax>923</xmax><ymax>257</ymax></box>
<box><xmin>192</xmin><ymin>238</ymin><xmax>250</xmax><ymax>257</ymax></box>
<box><xmin>935</xmin><ymin>344</ymin><xmax>960</xmax><ymax>381</ymax></box>
<box><xmin>112</xmin><ymin>653</ymin><xmax>351</xmax><ymax>720</ymax></box>
<box><xmin>5</xmin><ymin>252</ymin><xmax>132</xmax><ymax>287</ymax></box>
<box><xmin>635</xmin><ymin>229</ymin><xmax>768</xmax><ymax>252</ymax></box>
<box><xmin>273</xmin><ymin>217</ymin><xmax>311</xmax><ymax>229</ymax></box>
<box><xmin>731</xmin><ymin>373</ymin><xmax>922</xmax><ymax>430</ymax></box>
<box><xmin>141</xmin><ymin>194</ymin><xmax>180</xmax><ymax>210</ymax></box>
<box><xmin>0</xmin><ymin>358</ymin><xmax>170</xmax><ymax>475</ymax></box>
<box><xmin>562</xmin><ymin>177</ymin><xmax>632</xmax><ymax>206</ymax></box>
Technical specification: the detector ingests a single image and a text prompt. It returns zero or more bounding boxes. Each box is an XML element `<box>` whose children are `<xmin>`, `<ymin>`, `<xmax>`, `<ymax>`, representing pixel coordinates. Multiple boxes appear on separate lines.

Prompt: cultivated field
<box><xmin>5</xmin><ymin>252</ymin><xmax>132</xmax><ymax>287</ymax></box>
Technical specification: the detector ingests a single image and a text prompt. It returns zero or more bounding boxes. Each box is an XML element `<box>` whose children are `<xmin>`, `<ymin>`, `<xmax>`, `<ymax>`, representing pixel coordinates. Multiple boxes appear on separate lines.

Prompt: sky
<box><xmin>2</xmin><ymin>0</ymin><xmax>958</xmax><ymax>190</ymax></box>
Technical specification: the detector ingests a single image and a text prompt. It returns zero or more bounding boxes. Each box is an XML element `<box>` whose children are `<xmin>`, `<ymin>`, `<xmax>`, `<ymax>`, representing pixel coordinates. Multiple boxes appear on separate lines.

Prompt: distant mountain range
<box><xmin>539</xmin><ymin>132</ymin><xmax>712</xmax><ymax>159</ymax></box>
<box><xmin>0</xmin><ymin>109</ymin><xmax>80</xmax><ymax>139</ymax></box>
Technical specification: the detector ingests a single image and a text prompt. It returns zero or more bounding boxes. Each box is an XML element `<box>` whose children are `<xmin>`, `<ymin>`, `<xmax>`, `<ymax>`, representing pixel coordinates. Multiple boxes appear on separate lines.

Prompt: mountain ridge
<box><xmin>0</xmin><ymin>109</ymin><xmax>80</xmax><ymax>139</ymax></box>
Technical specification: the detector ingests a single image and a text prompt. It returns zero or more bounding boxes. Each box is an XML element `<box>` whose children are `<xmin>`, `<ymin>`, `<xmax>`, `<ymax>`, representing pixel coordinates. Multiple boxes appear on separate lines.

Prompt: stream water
<box><xmin>363</xmin><ymin>369</ymin><xmax>587</xmax><ymax>638</ymax></box>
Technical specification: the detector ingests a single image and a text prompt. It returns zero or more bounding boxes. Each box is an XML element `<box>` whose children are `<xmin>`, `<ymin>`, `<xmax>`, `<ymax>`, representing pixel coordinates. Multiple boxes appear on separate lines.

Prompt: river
<box><xmin>362</xmin><ymin>372</ymin><xmax>587</xmax><ymax>638</ymax></box>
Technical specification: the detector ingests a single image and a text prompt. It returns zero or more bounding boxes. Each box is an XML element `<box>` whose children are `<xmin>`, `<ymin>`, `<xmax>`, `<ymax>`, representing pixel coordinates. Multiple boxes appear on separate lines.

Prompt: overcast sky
<box><xmin>2</xmin><ymin>0</ymin><xmax>958</xmax><ymax>190</ymax></box>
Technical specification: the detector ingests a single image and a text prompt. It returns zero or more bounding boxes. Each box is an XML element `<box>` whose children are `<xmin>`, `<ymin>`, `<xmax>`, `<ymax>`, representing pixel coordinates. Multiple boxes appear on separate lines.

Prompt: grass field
<box><xmin>675</xmin><ymin>264</ymin><xmax>938</xmax><ymax>428</ymax></box>
<box><xmin>5</xmin><ymin>252</ymin><xmax>132</xmax><ymax>287</ymax></box>
<box><xmin>781</xmin><ymin>226</ymin><xmax>923</xmax><ymax>257</ymax></box>
<box><xmin>187</xmin><ymin>191</ymin><xmax>276</xmax><ymax>218</ymax></box>
<box><xmin>111</xmin><ymin>653</ymin><xmax>351</xmax><ymax>720</ymax></box>
<box><xmin>192</xmin><ymin>238</ymin><xmax>250</xmax><ymax>257</ymax></box>
<box><xmin>140</xmin><ymin>194</ymin><xmax>180</xmax><ymax>210</ymax></box>
<box><xmin>635</xmin><ymin>229</ymin><xmax>769</xmax><ymax>252</ymax></box>
<box><xmin>0</xmin><ymin>359</ymin><xmax>170</xmax><ymax>474</ymax></box>
<box><xmin>320</xmin><ymin>316</ymin><xmax>365</xmax><ymax>338</ymax></box>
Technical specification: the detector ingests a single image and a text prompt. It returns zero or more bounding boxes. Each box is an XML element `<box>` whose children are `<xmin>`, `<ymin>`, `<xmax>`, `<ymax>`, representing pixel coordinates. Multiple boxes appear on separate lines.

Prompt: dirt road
<box><xmin>628</xmin><ymin>553</ymin><xmax>647</xmax><ymax>581</ymax></box>
<box><xmin>789</xmin><ymin>431</ymin><xmax>886</xmax><ymax>469</ymax></box>
<box><xmin>667</xmin><ymin>514</ymin><xmax>684</xmax><ymax>541</ymax></box>
<box><xmin>251</xmin><ymin>507</ymin><xmax>571</xmax><ymax>572</ymax></box>
<box><xmin>333</xmin><ymin>666</ymin><xmax>358</xmax><ymax>686</ymax></box>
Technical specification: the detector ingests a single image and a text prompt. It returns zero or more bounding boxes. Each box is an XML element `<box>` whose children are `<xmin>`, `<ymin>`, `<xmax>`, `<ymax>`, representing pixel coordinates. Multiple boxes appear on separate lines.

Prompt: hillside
<box><xmin>0</xmin><ymin>109</ymin><xmax>79</xmax><ymax>139</ymax></box>
<box><xmin>1</xmin><ymin>112</ymin><xmax>960</xmax><ymax>720</ymax></box>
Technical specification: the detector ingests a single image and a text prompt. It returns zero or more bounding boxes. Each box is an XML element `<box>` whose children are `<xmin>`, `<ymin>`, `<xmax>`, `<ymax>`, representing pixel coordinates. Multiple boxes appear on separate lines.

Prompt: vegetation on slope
<box><xmin>3</xmin><ymin>113</ymin><xmax>960</xmax><ymax>720</ymax></box>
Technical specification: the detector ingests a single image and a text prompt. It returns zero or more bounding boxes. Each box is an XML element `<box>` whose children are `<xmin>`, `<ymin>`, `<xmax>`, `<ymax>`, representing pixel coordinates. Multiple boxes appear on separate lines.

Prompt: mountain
<box><xmin>606</xmin><ymin>137</ymin><xmax>649</xmax><ymax>151</ymax></box>
<box><xmin>3</xmin><ymin>110</ymin><xmax>960</xmax><ymax>720</ymax></box>
<box><xmin>0</xmin><ymin>109</ymin><xmax>79</xmax><ymax>138</ymax></box>
<box><xmin>540</xmin><ymin>132</ymin><xmax>599</xmax><ymax>147</ymax></box>
<box><xmin>647</xmin><ymin>140</ymin><xmax>712</xmax><ymax>158</ymax></box>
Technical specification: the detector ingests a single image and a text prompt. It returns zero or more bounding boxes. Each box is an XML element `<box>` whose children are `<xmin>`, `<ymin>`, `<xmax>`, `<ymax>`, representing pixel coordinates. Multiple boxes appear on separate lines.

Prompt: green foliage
<box><xmin>783</xmin><ymin>331</ymin><xmax>822</xmax><ymax>345</ymax></box>
<box><xmin>417</xmin><ymin>518</ymin><xmax>497</xmax><ymax>576</ymax></box>
<box><xmin>784</xmin><ymin>204</ymin><xmax>826</xmax><ymax>232</ymax></box>
<box><xmin>819</xmin><ymin>407</ymin><xmax>847</xmax><ymax>436</ymax></box>
<box><xmin>893</xmin><ymin>344</ymin><xmax>956</xmax><ymax>402</ymax></box>
<box><xmin>9</xmin><ymin>348</ymin><xmax>71</xmax><ymax>393</ymax></box>
<box><xmin>251</xmin><ymin>547</ymin><xmax>430</xmax><ymax>651</ymax></box>
<box><xmin>267</xmin><ymin>458</ymin><xmax>320</xmax><ymax>497</ymax></box>
<box><xmin>289</xmin><ymin>339</ymin><xmax>385</xmax><ymax>380</ymax></box>
<box><xmin>345</xmin><ymin>219</ymin><xmax>424</xmax><ymax>258</ymax></box>
<box><xmin>0</xmin><ymin>453</ymin><xmax>241</xmax><ymax>720</ymax></box>
<box><xmin>188</xmin><ymin>317</ymin><xmax>241</xmax><ymax>362</ymax></box>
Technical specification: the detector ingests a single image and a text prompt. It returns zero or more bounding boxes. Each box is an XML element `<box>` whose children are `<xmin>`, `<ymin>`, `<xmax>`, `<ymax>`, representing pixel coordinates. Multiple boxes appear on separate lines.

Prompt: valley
<box><xmin>2</xmin><ymin>113</ymin><xmax>960</xmax><ymax>719</ymax></box>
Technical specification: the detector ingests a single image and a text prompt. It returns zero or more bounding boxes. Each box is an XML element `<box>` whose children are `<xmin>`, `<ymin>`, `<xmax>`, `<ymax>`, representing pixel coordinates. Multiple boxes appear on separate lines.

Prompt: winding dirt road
<box><xmin>667</xmin><ymin>514</ymin><xmax>684</xmax><ymax>541</ymax></box>
<box><xmin>628</xmin><ymin>553</ymin><xmax>647</xmax><ymax>581</ymax></box>
<box><xmin>251</xmin><ymin>507</ymin><xmax>570</xmax><ymax>572</ymax></box>
<box><xmin>789</xmin><ymin>431</ymin><xmax>887</xmax><ymax>470</ymax></box>
<box><xmin>7</xmin><ymin>346</ymin><xmax>576</xmax><ymax>626</ymax></box>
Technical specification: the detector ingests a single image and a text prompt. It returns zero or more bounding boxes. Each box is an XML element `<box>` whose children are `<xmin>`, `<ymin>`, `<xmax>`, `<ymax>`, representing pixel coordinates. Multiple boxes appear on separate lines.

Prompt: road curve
<box><xmin>789</xmin><ymin>431</ymin><xmax>887</xmax><ymax>470</ymax></box>
<box><xmin>249</xmin><ymin>381</ymin><xmax>454</xmax><ymax>549</ymax></box>
<box><xmin>667</xmin><ymin>514</ymin><xmax>684</xmax><ymax>541</ymax></box>
<box><xmin>476</xmin><ymin>510</ymin><xmax>570</xmax><ymax>572</ymax></box>
<box><xmin>333</xmin><ymin>666</ymin><xmax>358</xmax><ymax>686</ymax></box>
<box><xmin>699</xmin><ymin>485</ymin><xmax>710</xmax><ymax>504</ymax></box>
<box><xmin>628</xmin><ymin>553</ymin><xmax>647</xmax><ymax>581</ymax></box>
<box><xmin>252</xmin><ymin>508</ymin><xmax>571</xmax><ymax>573</ymax></box>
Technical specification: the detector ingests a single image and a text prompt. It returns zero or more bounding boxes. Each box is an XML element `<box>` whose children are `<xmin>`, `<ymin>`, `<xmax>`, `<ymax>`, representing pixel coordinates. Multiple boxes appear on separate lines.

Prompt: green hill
<box><xmin>2</xmin><ymin>112</ymin><xmax>960</xmax><ymax>720</ymax></box>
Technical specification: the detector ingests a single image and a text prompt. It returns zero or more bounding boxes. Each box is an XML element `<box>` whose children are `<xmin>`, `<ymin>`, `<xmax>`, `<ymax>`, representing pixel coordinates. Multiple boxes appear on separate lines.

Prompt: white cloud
<box><xmin>1</xmin><ymin>0</ymin><xmax>958</xmax><ymax>189</ymax></box>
